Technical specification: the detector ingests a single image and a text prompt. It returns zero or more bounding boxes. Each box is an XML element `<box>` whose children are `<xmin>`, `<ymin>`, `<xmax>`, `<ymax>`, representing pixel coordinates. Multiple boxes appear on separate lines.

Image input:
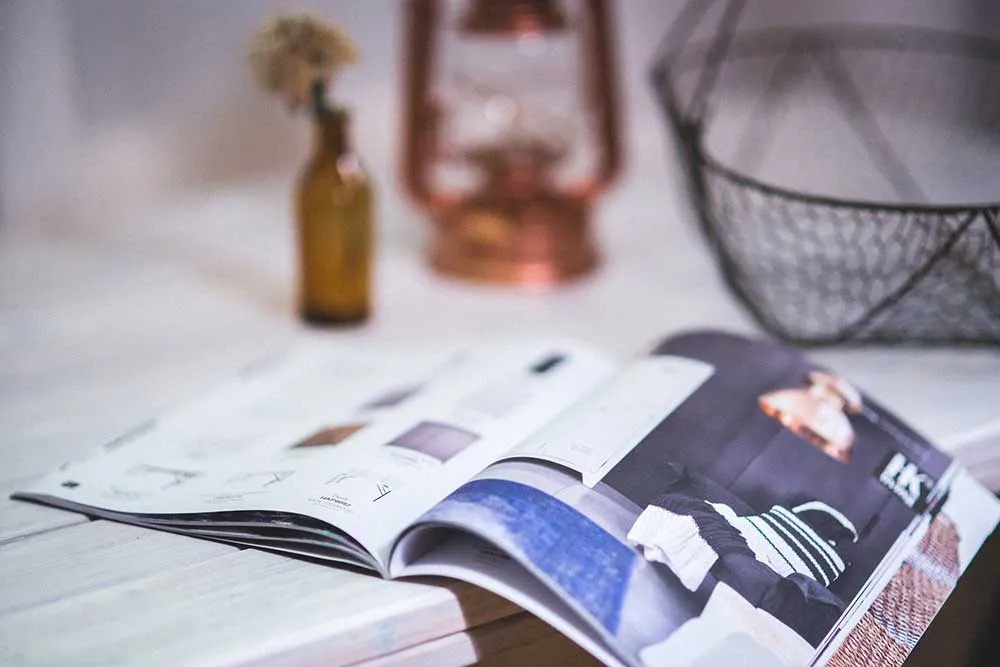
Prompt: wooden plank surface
<box><xmin>0</xmin><ymin>520</ymin><xmax>234</xmax><ymax>615</ymax></box>
<box><xmin>0</xmin><ymin>549</ymin><xmax>518</xmax><ymax>667</ymax></box>
<box><xmin>0</xmin><ymin>478</ymin><xmax>87</xmax><ymax>544</ymax></box>
<box><xmin>356</xmin><ymin>611</ymin><xmax>600</xmax><ymax>667</ymax></box>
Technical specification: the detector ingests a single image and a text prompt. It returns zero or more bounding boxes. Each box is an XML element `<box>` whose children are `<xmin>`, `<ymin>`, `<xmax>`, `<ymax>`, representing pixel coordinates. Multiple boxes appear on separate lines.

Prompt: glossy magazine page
<box><xmin>398</xmin><ymin>331</ymin><xmax>1000</xmax><ymax>667</ymax></box>
<box><xmin>13</xmin><ymin>338</ymin><xmax>616</xmax><ymax>574</ymax></box>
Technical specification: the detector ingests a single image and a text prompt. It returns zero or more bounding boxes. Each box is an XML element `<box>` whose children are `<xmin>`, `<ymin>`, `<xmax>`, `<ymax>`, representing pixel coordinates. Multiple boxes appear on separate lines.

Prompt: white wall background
<box><xmin>2</xmin><ymin>0</ymin><xmax>997</xmax><ymax>234</ymax></box>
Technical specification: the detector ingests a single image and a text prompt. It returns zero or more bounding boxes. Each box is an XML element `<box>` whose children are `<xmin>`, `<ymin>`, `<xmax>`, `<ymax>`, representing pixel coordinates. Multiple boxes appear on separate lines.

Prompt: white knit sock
<box><xmin>627</xmin><ymin>505</ymin><xmax>718</xmax><ymax>590</ymax></box>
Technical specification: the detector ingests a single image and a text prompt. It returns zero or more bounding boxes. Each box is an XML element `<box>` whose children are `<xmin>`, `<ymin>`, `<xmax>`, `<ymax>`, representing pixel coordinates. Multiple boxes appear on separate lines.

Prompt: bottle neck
<box><xmin>313</xmin><ymin>107</ymin><xmax>351</xmax><ymax>157</ymax></box>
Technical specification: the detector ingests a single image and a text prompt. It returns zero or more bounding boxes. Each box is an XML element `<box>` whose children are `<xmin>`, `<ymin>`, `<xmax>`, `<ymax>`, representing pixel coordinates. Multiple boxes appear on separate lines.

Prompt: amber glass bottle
<box><xmin>296</xmin><ymin>106</ymin><xmax>373</xmax><ymax>325</ymax></box>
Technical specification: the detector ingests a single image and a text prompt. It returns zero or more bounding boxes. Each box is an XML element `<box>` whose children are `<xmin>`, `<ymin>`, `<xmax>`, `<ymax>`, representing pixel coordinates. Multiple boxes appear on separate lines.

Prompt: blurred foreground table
<box><xmin>1</xmin><ymin>178</ymin><xmax>998</xmax><ymax>665</ymax></box>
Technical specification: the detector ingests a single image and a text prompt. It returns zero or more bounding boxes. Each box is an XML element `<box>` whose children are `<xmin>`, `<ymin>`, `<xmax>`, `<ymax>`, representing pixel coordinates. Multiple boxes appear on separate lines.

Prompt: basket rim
<box><xmin>699</xmin><ymin>153</ymin><xmax>1000</xmax><ymax>213</ymax></box>
<box><xmin>654</xmin><ymin>23</ymin><xmax>1000</xmax><ymax>212</ymax></box>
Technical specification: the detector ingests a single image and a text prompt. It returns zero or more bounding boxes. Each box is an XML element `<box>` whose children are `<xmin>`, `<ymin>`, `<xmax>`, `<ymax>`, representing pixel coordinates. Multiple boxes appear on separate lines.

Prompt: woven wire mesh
<box><xmin>651</xmin><ymin>1</ymin><xmax>1000</xmax><ymax>345</ymax></box>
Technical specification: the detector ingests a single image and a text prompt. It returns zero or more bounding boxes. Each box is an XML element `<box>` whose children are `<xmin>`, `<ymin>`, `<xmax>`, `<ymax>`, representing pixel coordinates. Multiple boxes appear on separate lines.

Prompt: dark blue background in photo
<box><xmin>603</xmin><ymin>331</ymin><xmax>953</xmax><ymax>602</ymax></box>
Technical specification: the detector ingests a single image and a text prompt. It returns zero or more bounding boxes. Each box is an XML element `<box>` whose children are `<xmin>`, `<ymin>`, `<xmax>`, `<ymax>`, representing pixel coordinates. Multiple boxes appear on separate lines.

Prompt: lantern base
<box><xmin>428</xmin><ymin>198</ymin><xmax>599</xmax><ymax>286</ymax></box>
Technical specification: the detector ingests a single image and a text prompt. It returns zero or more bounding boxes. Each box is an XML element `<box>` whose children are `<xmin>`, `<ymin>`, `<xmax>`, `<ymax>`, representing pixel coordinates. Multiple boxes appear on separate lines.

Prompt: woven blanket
<box><xmin>827</xmin><ymin>514</ymin><xmax>960</xmax><ymax>667</ymax></box>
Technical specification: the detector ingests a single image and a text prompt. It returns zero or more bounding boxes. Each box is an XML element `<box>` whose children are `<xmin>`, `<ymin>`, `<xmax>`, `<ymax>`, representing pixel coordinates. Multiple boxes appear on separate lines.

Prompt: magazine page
<box><xmin>270</xmin><ymin>337</ymin><xmax>615</xmax><ymax>567</ymax></box>
<box><xmin>397</xmin><ymin>532</ymin><xmax>630</xmax><ymax>667</ymax></box>
<box><xmin>394</xmin><ymin>331</ymin><xmax>1000</xmax><ymax>667</ymax></box>
<box><xmin>15</xmin><ymin>338</ymin><xmax>616</xmax><ymax>572</ymax></box>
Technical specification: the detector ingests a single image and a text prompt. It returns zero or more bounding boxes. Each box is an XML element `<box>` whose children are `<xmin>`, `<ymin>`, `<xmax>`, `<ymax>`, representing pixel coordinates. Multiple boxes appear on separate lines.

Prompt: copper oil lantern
<box><xmin>401</xmin><ymin>0</ymin><xmax>622</xmax><ymax>285</ymax></box>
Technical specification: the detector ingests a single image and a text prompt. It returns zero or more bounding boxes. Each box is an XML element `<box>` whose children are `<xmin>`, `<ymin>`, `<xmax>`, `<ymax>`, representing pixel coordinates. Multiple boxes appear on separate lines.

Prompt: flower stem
<box><xmin>311</xmin><ymin>79</ymin><xmax>329</xmax><ymax>120</ymax></box>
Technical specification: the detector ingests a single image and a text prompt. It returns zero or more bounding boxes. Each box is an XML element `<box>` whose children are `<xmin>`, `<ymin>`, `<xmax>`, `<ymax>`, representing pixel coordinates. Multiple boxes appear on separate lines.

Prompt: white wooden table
<box><xmin>1</xmin><ymin>169</ymin><xmax>998</xmax><ymax>665</ymax></box>
<box><xmin>2</xmin><ymin>0</ymin><xmax>998</xmax><ymax>662</ymax></box>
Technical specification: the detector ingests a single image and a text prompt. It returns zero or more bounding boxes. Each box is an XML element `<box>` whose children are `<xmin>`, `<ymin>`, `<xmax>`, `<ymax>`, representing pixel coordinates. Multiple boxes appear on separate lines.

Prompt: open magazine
<box><xmin>14</xmin><ymin>330</ymin><xmax>999</xmax><ymax>667</ymax></box>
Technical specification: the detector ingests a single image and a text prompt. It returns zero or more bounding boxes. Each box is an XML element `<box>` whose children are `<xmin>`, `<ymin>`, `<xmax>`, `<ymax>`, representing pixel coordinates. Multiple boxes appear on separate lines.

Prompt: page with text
<box><xmin>19</xmin><ymin>338</ymin><xmax>616</xmax><ymax>571</ymax></box>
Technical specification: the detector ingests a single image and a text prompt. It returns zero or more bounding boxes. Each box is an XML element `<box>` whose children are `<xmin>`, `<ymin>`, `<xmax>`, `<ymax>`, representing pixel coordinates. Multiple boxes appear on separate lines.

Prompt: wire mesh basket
<box><xmin>651</xmin><ymin>0</ymin><xmax>1000</xmax><ymax>345</ymax></box>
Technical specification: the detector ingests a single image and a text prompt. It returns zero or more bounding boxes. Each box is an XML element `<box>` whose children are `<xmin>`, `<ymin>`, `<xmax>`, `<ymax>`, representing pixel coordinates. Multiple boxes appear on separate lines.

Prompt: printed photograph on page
<box><xmin>420</xmin><ymin>332</ymin><xmax>999</xmax><ymax>667</ymax></box>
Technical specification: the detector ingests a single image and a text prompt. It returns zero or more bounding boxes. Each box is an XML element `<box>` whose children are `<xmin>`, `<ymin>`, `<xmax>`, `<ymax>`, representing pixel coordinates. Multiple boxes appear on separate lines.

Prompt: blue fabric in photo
<box><xmin>443</xmin><ymin>479</ymin><xmax>636</xmax><ymax>634</ymax></box>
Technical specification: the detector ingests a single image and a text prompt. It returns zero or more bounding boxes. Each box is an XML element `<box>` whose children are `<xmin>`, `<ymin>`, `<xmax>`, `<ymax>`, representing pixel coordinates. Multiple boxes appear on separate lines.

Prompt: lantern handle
<box><xmin>400</xmin><ymin>0</ymin><xmax>445</xmax><ymax>213</ymax></box>
<box><xmin>585</xmin><ymin>0</ymin><xmax>623</xmax><ymax>191</ymax></box>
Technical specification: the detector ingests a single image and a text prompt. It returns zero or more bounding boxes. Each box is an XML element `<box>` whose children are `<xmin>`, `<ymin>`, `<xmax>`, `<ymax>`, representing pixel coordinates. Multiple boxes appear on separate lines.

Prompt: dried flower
<box><xmin>248</xmin><ymin>13</ymin><xmax>357</xmax><ymax>113</ymax></box>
